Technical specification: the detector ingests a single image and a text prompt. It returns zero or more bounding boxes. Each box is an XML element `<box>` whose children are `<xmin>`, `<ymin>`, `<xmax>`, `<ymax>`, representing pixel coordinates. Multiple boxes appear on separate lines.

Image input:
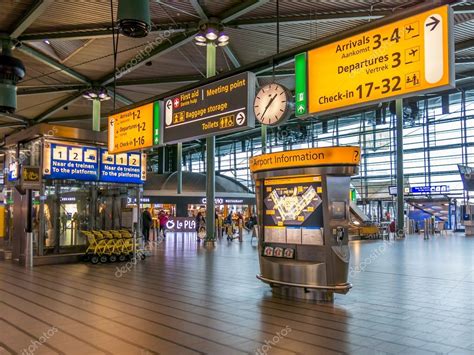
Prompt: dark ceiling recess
<box><xmin>0</xmin><ymin>40</ymin><xmax>25</xmax><ymax>114</ymax></box>
<box><xmin>117</xmin><ymin>0</ymin><xmax>151</xmax><ymax>38</ymax></box>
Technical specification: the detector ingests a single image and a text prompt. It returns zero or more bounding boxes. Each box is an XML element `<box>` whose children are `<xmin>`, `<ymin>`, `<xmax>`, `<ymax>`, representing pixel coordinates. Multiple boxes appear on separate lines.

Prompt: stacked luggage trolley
<box><xmin>81</xmin><ymin>230</ymin><xmax>146</xmax><ymax>264</ymax></box>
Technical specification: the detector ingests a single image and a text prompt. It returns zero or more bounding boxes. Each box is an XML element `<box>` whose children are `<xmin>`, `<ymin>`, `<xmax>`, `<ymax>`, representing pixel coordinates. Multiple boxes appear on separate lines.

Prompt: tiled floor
<box><xmin>0</xmin><ymin>232</ymin><xmax>473</xmax><ymax>354</ymax></box>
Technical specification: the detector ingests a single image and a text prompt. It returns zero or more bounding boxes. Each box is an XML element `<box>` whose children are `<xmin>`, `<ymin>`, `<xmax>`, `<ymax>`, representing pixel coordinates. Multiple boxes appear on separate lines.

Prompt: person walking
<box><xmin>142</xmin><ymin>208</ymin><xmax>153</xmax><ymax>244</ymax></box>
<box><xmin>158</xmin><ymin>210</ymin><xmax>169</xmax><ymax>238</ymax></box>
<box><xmin>195</xmin><ymin>212</ymin><xmax>205</xmax><ymax>242</ymax></box>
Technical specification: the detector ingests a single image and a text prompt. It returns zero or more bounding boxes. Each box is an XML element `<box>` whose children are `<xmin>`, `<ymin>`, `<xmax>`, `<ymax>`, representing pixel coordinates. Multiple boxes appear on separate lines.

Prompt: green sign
<box><xmin>295</xmin><ymin>53</ymin><xmax>308</xmax><ymax>117</ymax></box>
<box><xmin>153</xmin><ymin>101</ymin><xmax>160</xmax><ymax>145</ymax></box>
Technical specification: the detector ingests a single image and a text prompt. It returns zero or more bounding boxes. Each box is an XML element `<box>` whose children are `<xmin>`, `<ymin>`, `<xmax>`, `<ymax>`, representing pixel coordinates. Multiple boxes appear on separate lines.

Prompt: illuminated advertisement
<box><xmin>263</xmin><ymin>176</ymin><xmax>324</xmax><ymax>247</ymax></box>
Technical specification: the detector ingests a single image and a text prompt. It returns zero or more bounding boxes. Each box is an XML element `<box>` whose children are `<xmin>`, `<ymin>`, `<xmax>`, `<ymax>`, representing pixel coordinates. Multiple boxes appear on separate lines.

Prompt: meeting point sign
<box><xmin>162</xmin><ymin>72</ymin><xmax>256</xmax><ymax>144</ymax></box>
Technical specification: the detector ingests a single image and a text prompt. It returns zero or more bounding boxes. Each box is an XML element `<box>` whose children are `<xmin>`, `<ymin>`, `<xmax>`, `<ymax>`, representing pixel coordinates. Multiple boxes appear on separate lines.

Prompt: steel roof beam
<box><xmin>189</xmin><ymin>0</ymin><xmax>209</xmax><ymax>21</ymax></box>
<box><xmin>113</xmin><ymin>75</ymin><xmax>203</xmax><ymax>86</ymax></box>
<box><xmin>0</xmin><ymin>112</ymin><xmax>30</xmax><ymax>124</ymax></box>
<box><xmin>35</xmin><ymin>92</ymin><xmax>84</xmax><ymax>122</ymax></box>
<box><xmin>99</xmin><ymin>31</ymin><xmax>198</xmax><ymax>86</ymax></box>
<box><xmin>221</xmin><ymin>0</ymin><xmax>271</xmax><ymax>24</ymax></box>
<box><xmin>106</xmin><ymin>89</ymin><xmax>134</xmax><ymax>105</ymax></box>
<box><xmin>227</xmin><ymin>3</ymin><xmax>473</xmax><ymax>27</ymax></box>
<box><xmin>17</xmin><ymin>85</ymin><xmax>88</xmax><ymax>96</ymax></box>
<box><xmin>18</xmin><ymin>26</ymin><xmax>191</xmax><ymax>42</ymax></box>
<box><xmin>17</xmin><ymin>44</ymin><xmax>90</xmax><ymax>84</ymax></box>
<box><xmin>10</xmin><ymin>0</ymin><xmax>55</xmax><ymax>38</ymax></box>
<box><xmin>222</xmin><ymin>45</ymin><xmax>242</xmax><ymax>68</ymax></box>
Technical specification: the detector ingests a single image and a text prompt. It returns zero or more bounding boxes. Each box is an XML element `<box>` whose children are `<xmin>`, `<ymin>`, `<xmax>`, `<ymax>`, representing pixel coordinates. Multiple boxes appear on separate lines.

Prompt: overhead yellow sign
<box><xmin>306</xmin><ymin>5</ymin><xmax>453</xmax><ymax>115</ymax></box>
<box><xmin>108</xmin><ymin>102</ymin><xmax>155</xmax><ymax>154</ymax></box>
<box><xmin>249</xmin><ymin>147</ymin><xmax>361</xmax><ymax>173</ymax></box>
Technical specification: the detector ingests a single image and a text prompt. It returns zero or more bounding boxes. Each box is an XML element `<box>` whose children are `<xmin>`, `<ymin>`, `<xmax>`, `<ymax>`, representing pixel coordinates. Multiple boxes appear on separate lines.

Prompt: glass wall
<box><xmin>182</xmin><ymin>89</ymin><xmax>474</xmax><ymax>203</ymax></box>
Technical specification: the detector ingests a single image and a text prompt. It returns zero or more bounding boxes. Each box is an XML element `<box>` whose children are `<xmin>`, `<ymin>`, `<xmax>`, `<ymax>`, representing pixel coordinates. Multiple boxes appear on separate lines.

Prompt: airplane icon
<box><xmin>406</xmin><ymin>25</ymin><xmax>414</xmax><ymax>33</ymax></box>
<box><xmin>409</xmin><ymin>48</ymin><xmax>418</xmax><ymax>56</ymax></box>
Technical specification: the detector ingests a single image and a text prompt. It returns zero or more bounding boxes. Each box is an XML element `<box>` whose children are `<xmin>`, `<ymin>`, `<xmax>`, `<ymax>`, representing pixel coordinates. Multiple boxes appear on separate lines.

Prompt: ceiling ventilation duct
<box><xmin>0</xmin><ymin>40</ymin><xmax>25</xmax><ymax>113</ymax></box>
<box><xmin>117</xmin><ymin>0</ymin><xmax>150</xmax><ymax>38</ymax></box>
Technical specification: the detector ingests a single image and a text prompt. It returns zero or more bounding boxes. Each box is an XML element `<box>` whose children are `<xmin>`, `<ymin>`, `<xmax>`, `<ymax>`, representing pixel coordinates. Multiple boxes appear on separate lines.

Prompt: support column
<box><xmin>261</xmin><ymin>125</ymin><xmax>267</xmax><ymax>154</ymax></box>
<box><xmin>177</xmin><ymin>143</ymin><xmax>183</xmax><ymax>194</ymax></box>
<box><xmin>395</xmin><ymin>99</ymin><xmax>405</xmax><ymax>237</ymax></box>
<box><xmin>205</xmin><ymin>43</ymin><xmax>216</xmax><ymax>243</ymax></box>
<box><xmin>92</xmin><ymin>99</ymin><xmax>101</xmax><ymax>132</ymax></box>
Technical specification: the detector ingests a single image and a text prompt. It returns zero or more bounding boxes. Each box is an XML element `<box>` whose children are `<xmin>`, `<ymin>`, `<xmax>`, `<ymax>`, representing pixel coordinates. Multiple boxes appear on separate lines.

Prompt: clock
<box><xmin>253</xmin><ymin>83</ymin><xmax>292</xmax><ymax>126</ymax></box>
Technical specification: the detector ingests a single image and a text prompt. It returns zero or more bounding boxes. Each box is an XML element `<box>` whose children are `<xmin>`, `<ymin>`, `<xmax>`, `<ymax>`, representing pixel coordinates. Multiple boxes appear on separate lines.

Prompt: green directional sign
<box><xmin>153</xmin><ymin>101</ymin><xmax>160</xmax><ymax>145</ymax></box>
<box><xmin>295</xmin><ymin>52</ymin><xmax>308</xmax><ymax>117</ymax></box>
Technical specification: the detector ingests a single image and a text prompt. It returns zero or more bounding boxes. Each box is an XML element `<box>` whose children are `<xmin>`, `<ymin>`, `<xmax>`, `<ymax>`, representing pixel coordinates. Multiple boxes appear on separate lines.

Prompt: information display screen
<box><xmin>100</xmin><ymin>149</ymin><xmax>146</xmax><ymax>184</ymax></box>
<box><xmin>43</xmin><ymin>142</ymin><xmax>99</xmax><ymax>181</ymax></box>
<box><xmin>263</xmin><ymin>176</ymin><xmax>324</xmax><ymax>246</ymax></box>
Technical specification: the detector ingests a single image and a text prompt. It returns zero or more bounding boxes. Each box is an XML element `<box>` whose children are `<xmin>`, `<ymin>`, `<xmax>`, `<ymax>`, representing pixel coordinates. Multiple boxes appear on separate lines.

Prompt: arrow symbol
<box><xmin>425</xmin><ymin>16</ymin><xmax>440</xmax><ymax>31</ymax></box>
<box><xmin>297</xmin><ymin>105</ymin><xmax>305</xmax><ymax>113</ymax></box>
<box><xmin>166</xmin><ymin>101</ymin><xmax>172</xmax><ymax>109</ymax></box>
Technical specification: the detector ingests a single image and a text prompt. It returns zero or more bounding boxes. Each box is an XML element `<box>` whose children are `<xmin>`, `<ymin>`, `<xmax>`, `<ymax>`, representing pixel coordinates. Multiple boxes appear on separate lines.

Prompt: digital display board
<box><xmin>43</xmin><ymin>142</ymin><xmax>99</xmax><ymax>181</ymax></box>
<box><xmin>108</xmin><ymin>102</ymin><xmax>159</xmax><ymax>154</ymax></box>
<box><xmin>100</xmin><ymin>149</ymin><xmax>146</xmax><ymax>184</ymax></box>
<box><xmin>163</xmin><ymin>72</ymin><xmax>256</xmax><ymax>144</ymax></box>
<box><xmin>263</xmin><ymin>176</ymin><xmax>324</xmax><ymax>247</ymax></box>
<box><xmin>297</xmin><ymin>5</ymin><xmax>454</xmax><ymax>115</ymax></box>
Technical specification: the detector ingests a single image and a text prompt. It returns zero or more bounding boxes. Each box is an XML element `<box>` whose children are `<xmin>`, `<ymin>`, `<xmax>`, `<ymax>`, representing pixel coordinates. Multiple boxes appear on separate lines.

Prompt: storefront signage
<box><xmin>163</xmin><ymin>72</ymin><xmax>256</xmax><ymax>144</ymax></box>
<box><xmin>43</xmin><ymin>142</ymin><xmax>99</xmax><ymax>181</ymax></box>
<box><xmin>108</xmin><ymin>102</ymin><xmax>159</xmax><ymax>154</ymax></box>
<box><xmin>165</xmin><ymin>217</ymin><xmax>196</xmax><ymax>232</ymax></box>
<box><xmin>126</xmin><ymin>197</ymin><xmax>151</xmax><ymax>205</ymax></box>
<box><xmin>249</xmin><ymin>146</ymin><xmax>361</xmax><ymax>173</ymax></box>
<box><xmin>410</xmin><ymin>185</ymin><xmax>449</xmax><ymax>194</ymax></box>
<box><xmin>296</xmin><ymin>5</ymin><xmax>453</xmax><ymax>115</ymax></box>
<box><xmin>100</xmin><ymin>149</ymin><xmax>146</xmax><ymax>184</ymax></box>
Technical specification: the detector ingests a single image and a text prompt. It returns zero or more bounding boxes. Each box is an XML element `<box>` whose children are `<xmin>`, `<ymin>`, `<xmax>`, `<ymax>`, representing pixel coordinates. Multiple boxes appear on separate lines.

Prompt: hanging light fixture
<box><xmin>83</xmin><ymin>87</ymin><xmax>111</xmax><ymax>101</ymax></box>
<box><xmin>194</xmin><ymin>19</ymin><xmax>229</xmax><ymax>47</ymax></box>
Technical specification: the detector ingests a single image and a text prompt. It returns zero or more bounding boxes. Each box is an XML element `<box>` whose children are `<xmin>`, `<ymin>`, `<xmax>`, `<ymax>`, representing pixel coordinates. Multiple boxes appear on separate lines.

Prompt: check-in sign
<box><xmin>296</xmin><ymin>5</ymin><xmax>454</xmax><ymax>115</ymax></box>
<box><xmin>108</xmin><ymin>102</ymin><xmax>159</xmax><ymax>154</ymax></box>
<box><xmin>163</xmin><ymin>72</ymin><xmax>256</xmax><ymax>144</ymax></box>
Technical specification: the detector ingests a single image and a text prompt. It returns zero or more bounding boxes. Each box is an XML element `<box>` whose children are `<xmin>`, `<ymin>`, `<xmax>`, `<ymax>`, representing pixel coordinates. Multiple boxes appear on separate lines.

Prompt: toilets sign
<box><xmin>163</xmin><ymin>72</ymin><xmax>256</xmax><ymax>144</ymax></box>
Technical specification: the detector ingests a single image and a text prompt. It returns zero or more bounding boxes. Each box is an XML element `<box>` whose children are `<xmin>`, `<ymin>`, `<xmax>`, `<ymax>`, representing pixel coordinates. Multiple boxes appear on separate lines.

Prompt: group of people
<box><xmin>141</xmin><ymin>208</ymin><xmax>169</xmax><ymax>244</ymax></box>
<box><xmin>194</xmin><ymin>210</ymin><xmax>258</xmax><ymax>241</ymax></box>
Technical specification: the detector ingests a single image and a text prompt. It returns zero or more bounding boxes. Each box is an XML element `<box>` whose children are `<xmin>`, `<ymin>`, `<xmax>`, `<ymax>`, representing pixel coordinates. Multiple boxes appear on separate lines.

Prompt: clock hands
<box><xmin>261</xmin><ymin>93</ymin><xmax>278</xmax><ymax>120</ymax></box>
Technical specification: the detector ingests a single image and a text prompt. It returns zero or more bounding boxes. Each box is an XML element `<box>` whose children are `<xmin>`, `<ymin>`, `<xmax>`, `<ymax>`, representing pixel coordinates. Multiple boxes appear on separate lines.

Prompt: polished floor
<box><xmin>0</xmin><ymin>232</ymin><xmax>473</xmax><ymax>355</ymax></box>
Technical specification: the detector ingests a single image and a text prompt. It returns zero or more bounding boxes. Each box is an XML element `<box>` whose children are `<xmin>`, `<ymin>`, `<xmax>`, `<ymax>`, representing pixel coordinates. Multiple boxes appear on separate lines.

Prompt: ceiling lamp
<box><xmin>117</xmin><ymin>0</ymin><xmax>150</xmax><ymax>38</ymax></box>
<box><xmin>194</xmin><ymin>19</ymin><xmax>229</xmax><ymax>47</ymax></box>
<box><xmin>83</xmin><ymin>87</ymin><xmax>111</xmax><ymax>101</ymax></box>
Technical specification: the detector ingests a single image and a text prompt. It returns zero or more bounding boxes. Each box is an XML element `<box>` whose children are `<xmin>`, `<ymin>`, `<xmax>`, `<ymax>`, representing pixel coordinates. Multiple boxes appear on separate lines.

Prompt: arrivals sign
<box><xmin>108</xmin><ymin>102</ymin><xmax>160</xmax><ymax>154</ymax></box>
<box><xmin>163</xmin><ymin>72</ymin><xmax>256</xmax><ymax>144</ymax></box>
<box><xmin>100</xmin><ymin>149</ymin><xmax>146</xmax><ymax>184</ymax></box>
<box><xmin>43</xmin><ymin>142</ymin><xmax>99</xmax><ymax>181</ymax></box>
<box><xmin>295</xmin><ymin>5</ymin><xmax>454</xmax><ymax>116</ymax></box>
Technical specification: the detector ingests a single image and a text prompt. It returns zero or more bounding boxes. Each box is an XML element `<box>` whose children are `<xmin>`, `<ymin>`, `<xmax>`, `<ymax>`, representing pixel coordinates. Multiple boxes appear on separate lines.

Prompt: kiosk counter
<box><xmin>250</xmin><ymin>146</ymin><xmax>360</xmax><ymax>301</ymax></box>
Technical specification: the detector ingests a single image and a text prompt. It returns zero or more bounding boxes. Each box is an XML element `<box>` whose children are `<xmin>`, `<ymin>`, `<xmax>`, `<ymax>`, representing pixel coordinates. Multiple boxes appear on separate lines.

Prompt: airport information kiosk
<box><xmin>250</xmin><ymin>146</ymin><xmax>360</xmax><ymax>301</ymax></box>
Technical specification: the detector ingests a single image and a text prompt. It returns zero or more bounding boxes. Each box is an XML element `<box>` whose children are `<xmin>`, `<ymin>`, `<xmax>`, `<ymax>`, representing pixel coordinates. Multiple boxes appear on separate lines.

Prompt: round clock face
<box><xmin>253</xmin><ymin>83</ymin><xmax>291</xmax><ymax>126</ymax></box>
